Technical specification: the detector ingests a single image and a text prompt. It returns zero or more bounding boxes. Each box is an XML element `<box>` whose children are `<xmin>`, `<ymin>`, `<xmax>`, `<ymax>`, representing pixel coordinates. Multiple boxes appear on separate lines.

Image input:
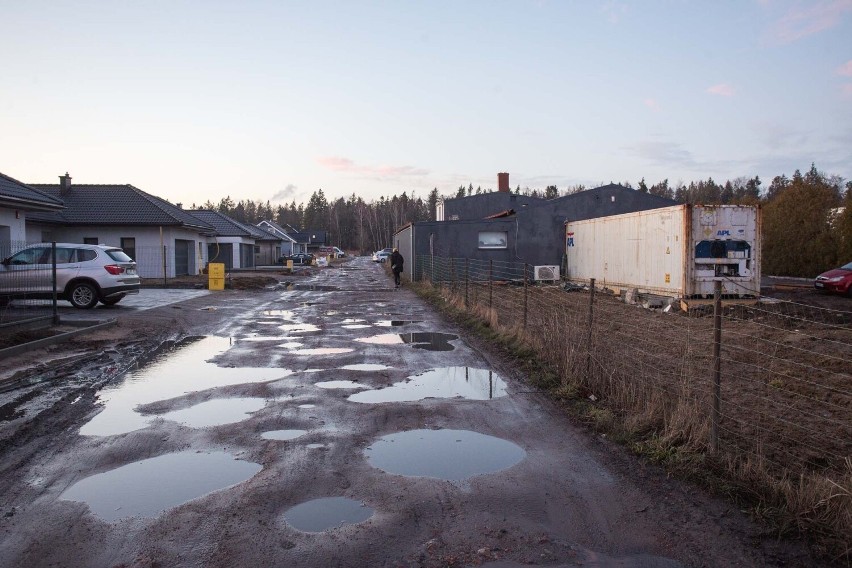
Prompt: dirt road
<box><xmin>0</xmin><ymin>258</ymin><xmax>823</xmax><ymax>567</ymax></box>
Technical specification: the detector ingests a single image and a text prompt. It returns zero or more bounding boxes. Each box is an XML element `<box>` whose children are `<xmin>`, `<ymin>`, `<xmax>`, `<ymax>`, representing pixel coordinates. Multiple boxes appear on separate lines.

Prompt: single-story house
<box><xmin>27</xmin><ymin>174</ymin><xmax>214</xmax><ymax>278</ymax></box>
<box><xmin>0</xmin><ymin>172</ymin><xmax>66</xmax><ymax>257</ymax></box>
<box><xmin>186</xmin><ymin>209</ymin><xmax>284</xmax><ymax>269</ymax></box>
<box><xmin>256</xmin><ymin>220</ymin><xmax>298</xmax><ymax>256</ymax></box>
<box><xmin>395</xmin><ymin>184</ymin><xmax>678</xmax><ymax>282</ymax></box>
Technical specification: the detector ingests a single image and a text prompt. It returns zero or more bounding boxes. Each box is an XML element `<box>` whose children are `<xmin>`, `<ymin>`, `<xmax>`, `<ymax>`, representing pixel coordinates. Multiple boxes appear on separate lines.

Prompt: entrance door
<box><xmin>208</xmin><ymin>243</ymin><xmax>233</xmax><ymax>270</ymax></box>
<box><xmin>174</xmin><ymin>240</ymin><xmax>192</xmax><ymax>276</ymax></box>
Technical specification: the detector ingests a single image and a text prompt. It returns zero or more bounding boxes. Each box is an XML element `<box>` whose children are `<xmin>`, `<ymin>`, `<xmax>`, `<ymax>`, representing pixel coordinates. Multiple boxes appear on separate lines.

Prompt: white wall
<box><xmin>0</xmin><ymin>208</ymin><xmax>27</xmax><ymax>253</ymax></box>
<box><xmin>25</xmin><ymin>224</ymin><xmax>209</xmax><ymax>279</ymax></box>
<box><xmin>212</xmin><ymin>236</ymin><xmax>255</xmax><ymax>269</ymax></box>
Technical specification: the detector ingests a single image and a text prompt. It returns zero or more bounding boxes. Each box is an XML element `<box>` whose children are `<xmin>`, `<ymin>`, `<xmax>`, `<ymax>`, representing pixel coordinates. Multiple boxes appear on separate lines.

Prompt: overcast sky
<box><xmin>2</xmin><ymin>1</ymin><xmax>850</xmax><ymax>206</ymax></box>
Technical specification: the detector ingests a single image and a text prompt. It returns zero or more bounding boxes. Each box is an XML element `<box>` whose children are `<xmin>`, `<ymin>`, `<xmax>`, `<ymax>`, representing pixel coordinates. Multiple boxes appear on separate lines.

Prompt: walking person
<box><xmin>390</xmin><ymin>248</ymin><xmax>404</xmax><ymax>288</ymax></box>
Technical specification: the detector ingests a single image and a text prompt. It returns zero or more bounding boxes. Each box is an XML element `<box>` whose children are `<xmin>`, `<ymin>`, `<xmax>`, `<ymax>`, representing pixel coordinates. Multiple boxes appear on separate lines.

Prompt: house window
<box><xmin>83</xmin><ymin>237</ymin><xmax>98</xmax><ymax>245</ymax></box>
<box><xmin>478</xmin><ymin>231</ymin><xmax>508</xmax><ymax>250</ymax></box>
<box><xmin>121</xmin><ymin>237</ymin><xmax>136</xmax><ymax>261</ymax></box>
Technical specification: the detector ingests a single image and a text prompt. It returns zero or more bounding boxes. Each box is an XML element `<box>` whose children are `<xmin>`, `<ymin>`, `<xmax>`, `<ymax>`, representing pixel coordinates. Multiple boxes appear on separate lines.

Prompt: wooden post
<box><xmin>586</xmin><ymin>278</ymin><xmax>596</xmax><ymax>380</ymax></box>
<box><xmin>523</xmin><ymin>263</ymin><xmax>529</xmax><ymax>330</ymax></box>
<box><xmin>489</xmin><ymin>260</ymin><xmax>493</xmax><ymax>309</ymax></box>
<box><xmin>711</xmin><ymin>280</ymin><xmax>722</xmax><ymax>453</ymax></box>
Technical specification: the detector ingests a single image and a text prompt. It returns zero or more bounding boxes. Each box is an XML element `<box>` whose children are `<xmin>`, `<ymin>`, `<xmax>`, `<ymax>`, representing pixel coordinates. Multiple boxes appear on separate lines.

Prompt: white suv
<box><xmin>0</xmin><ymin>243</ymin><xmax>141</xmax><ymax>309</ymax></box>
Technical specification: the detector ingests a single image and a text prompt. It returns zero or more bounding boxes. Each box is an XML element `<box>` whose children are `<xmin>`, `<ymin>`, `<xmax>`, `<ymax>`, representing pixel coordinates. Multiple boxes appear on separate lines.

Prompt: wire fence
<box><xmin>417</xmin><ymin>254</ymin><xmax>851</xmax><ymax>553</ymax></box>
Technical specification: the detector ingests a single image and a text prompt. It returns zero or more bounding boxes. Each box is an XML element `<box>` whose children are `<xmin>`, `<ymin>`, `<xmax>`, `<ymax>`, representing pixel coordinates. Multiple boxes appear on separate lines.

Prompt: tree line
<box><xmin>193</xmin><ymin>165</ymin><xmax>851</xmax><ymax>278</ymax></box>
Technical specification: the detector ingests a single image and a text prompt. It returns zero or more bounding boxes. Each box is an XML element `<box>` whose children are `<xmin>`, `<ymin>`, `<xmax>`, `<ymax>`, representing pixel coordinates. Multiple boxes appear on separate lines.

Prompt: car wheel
<box><xmin>69</xmin><ymin>282</ymin><xmax>99</xmax><ymax>309</ymax></box>
<box><xmin>100</xmin><ymin>294</ymin><xmax>125</xmax><ymax>306</ymax></box>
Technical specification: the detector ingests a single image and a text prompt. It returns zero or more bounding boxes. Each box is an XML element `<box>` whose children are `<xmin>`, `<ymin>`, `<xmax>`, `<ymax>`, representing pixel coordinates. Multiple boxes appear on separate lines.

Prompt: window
<box><xmin>77</xmin><ymin>249</ymin><xmax>97</xmax><ymax>262</ymax></box>
<box><xmin>120</xmin><ymin>238</ymin><xmax>136</xmax><ymax>261</ymax></box>
<box><xmin>478</xmin><ymin>231</ymin><xmax>508</xmax><ymax>250</ymax></box>
<box><xmin>83</xmin><ymin>237</ymin><xmax>98</xmax><ymax>245</ymax></box>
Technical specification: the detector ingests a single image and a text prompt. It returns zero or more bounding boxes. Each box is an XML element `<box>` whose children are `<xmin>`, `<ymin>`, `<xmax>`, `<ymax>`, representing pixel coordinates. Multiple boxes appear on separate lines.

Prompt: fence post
<box><xmin>523</xmin><ymin>263</ymin><xmax>529</xmax><ymax>330</ymax></box>
<box><xmin>585</xmin><ymin>278</ymin><xmax>596</xmax><ymax>380</ymax></box>
<box><xmin>162</xmin><ymin>245</ymin><xmax>168</xmax><ymax>287</ymax></box>
<box><xmin>465</xmin><ymin>258</ymin><xmax>469</xmax><ymax>308</ymax></box>
<box><xmin>489</xmin><ymin>260</ymin><xmax>493</xmax><ymax>309</ymax></box>
<box><xmin>51</xmin><ymin>242</ymin><xmax>59</xmax><ymax>324</ymax></box>
<box><xmin>711</xmin><ymin>280</ymin><xmax>722</xmax><ymax>452</ymax></box>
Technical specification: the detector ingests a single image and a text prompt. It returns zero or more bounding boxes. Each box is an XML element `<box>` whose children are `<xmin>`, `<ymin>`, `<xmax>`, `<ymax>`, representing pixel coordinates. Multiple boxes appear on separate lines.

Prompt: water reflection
<box><xmin>348</xmin><ymin>367</ymin><xmax>506</xmax><ymax>403</ymax></box>
<box><xmin>282</xmin><ymin>497</ymin><xmax>373</xmax><ymax>532</ymax></box>
<box><xmin>60</xmin><ymin>451</ymin><xmax>261</xmax><ymax>521</ymax></box>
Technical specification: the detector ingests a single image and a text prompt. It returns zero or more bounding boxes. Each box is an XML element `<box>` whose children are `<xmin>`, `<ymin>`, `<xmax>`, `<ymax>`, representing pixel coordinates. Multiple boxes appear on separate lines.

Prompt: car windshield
<box><xmin>840</xmin><ymin>262</ymin><xmax>852</xmax><ymax>270</ymax></box>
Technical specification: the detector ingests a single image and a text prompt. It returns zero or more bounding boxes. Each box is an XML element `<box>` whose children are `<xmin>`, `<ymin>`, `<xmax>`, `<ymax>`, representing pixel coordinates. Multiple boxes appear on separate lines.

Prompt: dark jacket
<box><xmin>390</xmin><ymin>251</ymin><xmax>404</xmax><ymax>272</ymax></box>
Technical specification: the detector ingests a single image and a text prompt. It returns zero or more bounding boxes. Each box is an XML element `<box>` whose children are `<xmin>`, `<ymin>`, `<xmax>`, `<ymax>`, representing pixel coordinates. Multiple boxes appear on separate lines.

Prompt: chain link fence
<box><xmin>417</xmin><ymin>254</ymin><xmax>851</xmax><ymax>555</ymax></box>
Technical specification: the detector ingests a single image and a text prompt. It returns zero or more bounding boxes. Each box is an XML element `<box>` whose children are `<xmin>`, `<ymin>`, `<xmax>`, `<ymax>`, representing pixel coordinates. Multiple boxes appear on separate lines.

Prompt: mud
<box><xmin>0</xmin><ymin>258</ymin><xmax>828</xmax><ymax>567</ymax></box>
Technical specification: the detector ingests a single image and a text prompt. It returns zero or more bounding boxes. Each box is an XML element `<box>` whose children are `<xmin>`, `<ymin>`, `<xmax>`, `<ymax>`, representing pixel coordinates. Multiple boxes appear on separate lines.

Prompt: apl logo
<box><xmin>717</xmin><ymin>230</ymin><xmax>731</xmax><ymax>237</ymax></box>
<box><xmin>566</xmin><ymin>232</ymin><xmax>575</xmax><ymax>247</ymax></box>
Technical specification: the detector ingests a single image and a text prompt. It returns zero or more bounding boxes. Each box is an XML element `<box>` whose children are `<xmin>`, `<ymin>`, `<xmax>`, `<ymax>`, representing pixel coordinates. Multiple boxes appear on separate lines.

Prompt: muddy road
<box><xmin>0</xmin><ymin>258</ymin><xmax>822</xmax><ymax>567</ymax></box>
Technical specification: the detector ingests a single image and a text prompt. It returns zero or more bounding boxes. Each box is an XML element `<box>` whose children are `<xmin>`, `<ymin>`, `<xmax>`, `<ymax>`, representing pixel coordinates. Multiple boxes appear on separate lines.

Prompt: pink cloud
<box><xmin>766</xmin><ymin>0</ymin><xmax>852</xmax><ymax>44</ymax></box>
<box><xmin>643</xmin><ymin>98</ymin><xmax>660</xmax><ymax>111</ymax></box>
<box><xmin>316</xmin><ymin>156</ymin><xmax>429</xmax><ymax>178</ymax></box>
<box><xmin>837</xmin><ymin>60</ymin><xmax>852</xmax><ymax>76</ymax></box>
<box><xmin>707</xmin><ymin>83</ymin><xmax>735</xmax><ymax>97</ymax></box>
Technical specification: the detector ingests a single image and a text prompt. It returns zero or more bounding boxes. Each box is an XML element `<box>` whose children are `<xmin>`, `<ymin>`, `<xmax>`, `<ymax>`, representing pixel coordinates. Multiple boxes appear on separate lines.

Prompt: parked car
<box><xmin>333</xmin><ymin>247</ymin><xmax>346</xmax><ymax>258</ymax></box>
<box><xmin>814</xmin><ymin>261</ymin><xmax>852</xmax><ymax>295</ymax></box>
<box><xmin>279</xmin><ymin>252</ymin><xmax>315</xmax><ymax>265</ymax></box>
<box><xmin>372</xmin><ymin>248</ymin><xmax>393</xmax><ymax>263</ymax></box>
<box><xmin>0</xmin><ymin>243</ymin><xmax>140</xmax><ymax>308</ymax></box>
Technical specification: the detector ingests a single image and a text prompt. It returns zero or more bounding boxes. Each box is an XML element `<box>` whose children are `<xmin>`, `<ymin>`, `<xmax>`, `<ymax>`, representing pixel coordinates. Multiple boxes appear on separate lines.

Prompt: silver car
<box><xmin>0</xmin><ymin>243</ymin><xmax>141</xmax><ymax>308</ymax></box>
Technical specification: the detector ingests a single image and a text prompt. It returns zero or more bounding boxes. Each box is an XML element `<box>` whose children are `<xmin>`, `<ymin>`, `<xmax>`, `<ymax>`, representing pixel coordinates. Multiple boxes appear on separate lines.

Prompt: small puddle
<box><xmin>341</xmin><ymin>364</ymin><xmax>390</xmax><ymax>371</ymax></box>
<box><xmin>278</xmin><ymin>342</ymin><xmax>304</xmax><ymax>349</ymax></box>
<box><xmin>262</xmin><ymin>429</ymin><xmax>308</xmax><ymax>441</ymax></box>
<box><xmin>240</xmin><ymin>335</ymin><xmax>293</xmax><ymax>342</ymax></box>
<box><xmin>400</xmin><ymin>332</ymin><xmax>458</xmax><ymax>351</ymax></box>
<box><xmin>261</xmin><ymin>310</ymin><xmax>296</xmax><ymax>319</ymax></box>
<box><xmin>348</xmin><ymin>367</ymin><xmax>507</xmax><ymax>403</ymax></box>
<box><xmin>282</xmin><ymin>497</ymin><xmax>373</xmax><ymax>532</ymax></box>
<box><xmin>279</xmin><ymin>323</ymin><xmax>321</xmax><ymax>333</ymax></box>
<box><xmin>374</xmin><ymin>320</ymin><xmax>422</xmax><ymax>327</ymax></box>
<box><xmin>315</xmin><ymin>380</ymin><xmax>368</xmax><ymax>389</ymax></box>
<box><xmin>341</xmin><ymin>324</ymin><xmax>372</xmax><ymax>329</ymax></box>
<box><xmin>366</xmin><ymin>429</ymin><xmax>525</xmax><ymax>481</ymax></box>
<box><xmin>288</xmin><ymin>348</ymin><xmax>354</xmax><ymax>356</ymax></box>
<box><xmin>341</xmin><ymin>318</ymin><xmax>366</xmax><ymax>323</ymax></box>
<box><xmin>306</xmin><ymin>443</ymin><xmax>326</xmax><ymax>449</ymax></box>
<box><xmin>354</xmin><ymin>333</ymin><xmax>404</xmax><ymax>345</ymax></box>
<box><xmin>80</xmin><ymin>337</ymin><xmax>291</xmax><ymax>437</ymax></box>
<box><xmin>298</xmin><ymin>404</ymin><xmax>316</xmax><ymax>409</ymax></box>
<box><xmin>60</xmin><ymin>451</ymin><xmax>261</xmax><ymax>521</ymax></box>
<box><xmin>159</xmin><ymin>397</ymin><xmax>267</xmax><ymax>428</ymax></box>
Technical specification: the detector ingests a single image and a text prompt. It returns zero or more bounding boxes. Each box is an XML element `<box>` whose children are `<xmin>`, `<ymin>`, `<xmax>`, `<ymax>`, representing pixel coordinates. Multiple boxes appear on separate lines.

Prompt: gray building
<box><xmin>395</xmin><ymin>184</ymin><xmax>677</xmax><ymax>281</ymax></box>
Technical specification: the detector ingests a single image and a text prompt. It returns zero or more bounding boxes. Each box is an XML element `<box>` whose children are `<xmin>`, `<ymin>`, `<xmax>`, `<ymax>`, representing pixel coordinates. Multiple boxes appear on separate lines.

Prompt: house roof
<box><xmin>257</xmin><ymin>220</ymin><xmax>297</xmax><ymax>243</ymax></box>
<box><xmin>0</xmin><ymin>172</ymin><xmax>65</xmax><ymax>211</ymax></box>
<box><xmin>185</xmin><ymin>209</ymin><xmax>256</xmax><ymax>237</ymax></box>
<box><xmin>27</xmin><ymin>183</ymin><xmax>213</xmax><ymax>230</ymax></box>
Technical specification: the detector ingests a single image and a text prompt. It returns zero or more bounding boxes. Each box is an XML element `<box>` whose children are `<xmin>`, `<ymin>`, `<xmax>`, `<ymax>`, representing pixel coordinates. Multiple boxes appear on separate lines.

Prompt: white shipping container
<box><xmin>564</xmin><ymin>205</ymin><xmax>761</xmax><ymax>298</ymax></box>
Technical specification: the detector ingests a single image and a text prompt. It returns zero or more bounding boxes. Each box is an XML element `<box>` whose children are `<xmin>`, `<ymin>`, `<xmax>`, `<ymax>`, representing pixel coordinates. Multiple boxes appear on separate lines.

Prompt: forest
<box><xmin>192</xmin><ymin>164</ymin><xmax>852</xmax><ymax>278</ymax></box>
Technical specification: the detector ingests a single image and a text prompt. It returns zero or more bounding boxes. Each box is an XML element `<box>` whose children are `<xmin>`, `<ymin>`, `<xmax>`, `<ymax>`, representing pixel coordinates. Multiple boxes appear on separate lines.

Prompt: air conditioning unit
<box><xmin>533</xmin><ymin>265</ymin><xmax>560</xmax><ymax>281</ymax></box>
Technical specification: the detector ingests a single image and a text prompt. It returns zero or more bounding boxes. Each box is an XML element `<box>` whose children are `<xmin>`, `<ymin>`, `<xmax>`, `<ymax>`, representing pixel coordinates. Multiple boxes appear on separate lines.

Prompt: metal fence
<box><xmin>0</xmin><ymin>242</ymin><xmax>59</xmax><ymax>330</ymax></box>
<box><xmin>417</xmin><ymin>255</ymin><xmax>851</xmax><ymax>549</ymax></box>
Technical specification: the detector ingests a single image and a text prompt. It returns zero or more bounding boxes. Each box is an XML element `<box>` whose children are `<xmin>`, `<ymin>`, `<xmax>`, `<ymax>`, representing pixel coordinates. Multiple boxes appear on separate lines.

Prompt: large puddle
<box><xmin>282</xmin><ymin>497</ymin><xmax>373</xmax><ymax>532</ymax></box>
<box><xmin>366</xmin><ymin>429</ymin><xmax>525</xmax><ymax>481</ymax></box>
<box><xmin>80</xmin><ymin>337</ymin><xmax>290</xmax><ymax>436</ymax></box>
<box><xmin>354</xmin><ymin>333</ymin><xmax>403</xmax><ymax>345</ymax></box>
<box><xmin>348</xmin><ymin>367</ymin><xmax>507</xmax><ymax>403</ymax></box>
<box><xmin>60</xmin><ymin>451</ymin><xmax>261</xmax><ymax>521</ymax></box>
<box><xmin>278</xmin><ymin>323</ymin><xmax>321</xmax><ymax>333</ymax></box>
<box><xmin>159</xmin><ymin>397</ymin><xmax>267</xmax><ymax>428</ymax></box>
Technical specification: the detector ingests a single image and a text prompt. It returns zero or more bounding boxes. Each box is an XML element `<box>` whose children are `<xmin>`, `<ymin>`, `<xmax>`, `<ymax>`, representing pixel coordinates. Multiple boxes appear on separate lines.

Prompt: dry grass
<box><xmin>410</xmin><ymin>274</ymin><xmax>852</xmax><ymax>562</ymax></box>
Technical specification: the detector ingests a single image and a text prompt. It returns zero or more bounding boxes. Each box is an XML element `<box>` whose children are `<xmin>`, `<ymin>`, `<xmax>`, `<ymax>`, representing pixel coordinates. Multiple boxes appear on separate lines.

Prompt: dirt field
<box><xmin>0</xmin><ymin>261</ymin><xmax>843</xmax><ymax>567</ymax></box>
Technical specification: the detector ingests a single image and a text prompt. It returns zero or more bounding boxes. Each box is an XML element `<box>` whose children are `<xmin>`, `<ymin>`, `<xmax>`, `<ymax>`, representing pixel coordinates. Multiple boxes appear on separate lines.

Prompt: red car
<box><xmin>814</xmin><ymin>261</ymin><xmax>852</xmax><ymax>295</ymax></box>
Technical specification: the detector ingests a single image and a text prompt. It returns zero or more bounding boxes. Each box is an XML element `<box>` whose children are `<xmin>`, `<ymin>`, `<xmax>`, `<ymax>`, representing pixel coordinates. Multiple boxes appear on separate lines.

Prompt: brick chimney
<box><xmin>59</xmin><ymin>172</ymin><xmax>72</xmax><ymax>193</ymax></box>
<box><xmin>498</xmin><ymin>172</ymin><xmax>510</xmax><ymax>193</ymax></box>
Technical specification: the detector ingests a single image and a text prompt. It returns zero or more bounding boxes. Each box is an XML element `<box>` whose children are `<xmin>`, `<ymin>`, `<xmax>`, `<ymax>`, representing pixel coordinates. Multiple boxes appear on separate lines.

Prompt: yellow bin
<box><xmin>208</xmin><ymin>263</ymin><xmax>225</xmax><ymax>290</ymax></box>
